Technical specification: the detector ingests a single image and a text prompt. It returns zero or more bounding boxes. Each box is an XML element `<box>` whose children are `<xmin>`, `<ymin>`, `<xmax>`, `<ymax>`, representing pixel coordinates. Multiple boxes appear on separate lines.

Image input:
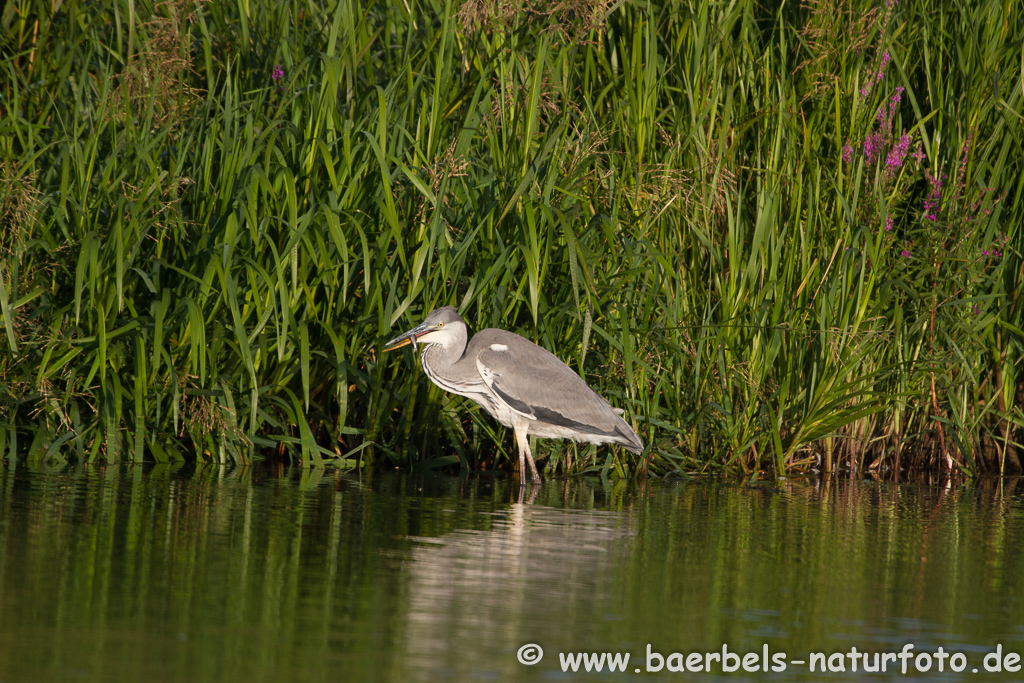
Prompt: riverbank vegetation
<box><xmin>1</xmin><ymin>0</ymin><xmax>1021</xmax><ymax>477</ymax></box>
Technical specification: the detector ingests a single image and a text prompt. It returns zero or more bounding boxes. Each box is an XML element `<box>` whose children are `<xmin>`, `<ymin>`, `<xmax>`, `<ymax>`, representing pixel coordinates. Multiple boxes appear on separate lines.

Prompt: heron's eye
<box><xmin>437</xmin><ymin>322</ymin><xmax>444</xmax><ymax>327</ymax></box>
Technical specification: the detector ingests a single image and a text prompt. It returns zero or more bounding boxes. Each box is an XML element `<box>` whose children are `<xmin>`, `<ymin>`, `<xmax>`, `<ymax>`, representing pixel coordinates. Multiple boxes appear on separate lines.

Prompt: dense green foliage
<box><xmin>0</xmin><ymin>0</ymin><xmax>1021</xmax><ymax>475</ymax></box>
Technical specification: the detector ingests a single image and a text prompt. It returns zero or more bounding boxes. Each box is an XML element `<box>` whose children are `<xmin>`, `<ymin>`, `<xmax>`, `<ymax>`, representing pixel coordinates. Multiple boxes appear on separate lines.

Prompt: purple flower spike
<box><xmin>923</xmin><ymin>170</ymin><xmax>945</xmax><ymax>220</ymax></box>
<box><xmin>877</xmin><ymin>51</ymin><xmax>891</xmax><ymax>83</ymax></box>
<box><xmin>864</xmin><ymin>132</ymin><xmax>884</xmax><ymax>163</ymax></box>
<box><xmin>272</xmin><ymin>64</ymin><xmax>284</xmax><ymax>81</ymax></box>
<box><xmin>960</xmin><ymin>133</ymin><xmax>973</xmax><ymax>166</ymax></box>
<box><xmin>843</xmin><ymin>144</ymin><xmax>854</xmax><ymax>163</ymax></box>
<box><xmin>911</xmin><ymin>142</ymin><xmax>925</xmax><ymax>164</ymax></box>
<box><xmin>886</xmin><ymin>134</ymin><xmax>910</xmax><ymax>171</ymax></box>
<box><xmin>900</xmin><ymin>250</ymin><xmax>911</xmax><ymax>258</ymax></box>
<box><xmin>885</xmin><ymin>217</ymin><xmax>893</xmax><ymax>231</ymax></box>
<box><xmin>885</xmin><ymin>88</ymin><xmax>903</xmax><ymax>122</ymax></box>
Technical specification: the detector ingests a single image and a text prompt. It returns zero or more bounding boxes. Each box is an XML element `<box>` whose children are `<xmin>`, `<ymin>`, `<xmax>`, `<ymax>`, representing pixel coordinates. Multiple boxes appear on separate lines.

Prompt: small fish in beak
<box><xmin>383</xmin><ymin>320</ymin><xmax>431</xmax><ymax>352</ymax></box>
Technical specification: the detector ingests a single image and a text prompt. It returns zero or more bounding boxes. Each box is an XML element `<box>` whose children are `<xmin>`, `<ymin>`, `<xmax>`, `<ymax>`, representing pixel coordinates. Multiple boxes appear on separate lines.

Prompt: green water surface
<box><xmin>1</xmin><ymin>464</ymin><xmax>1023</xmax><ymax>682</ymax></box>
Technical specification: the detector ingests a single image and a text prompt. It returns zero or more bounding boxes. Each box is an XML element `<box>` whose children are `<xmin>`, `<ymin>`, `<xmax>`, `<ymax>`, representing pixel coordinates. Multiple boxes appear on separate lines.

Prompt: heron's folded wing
<box><xmin>475</xmin><ymin>341</ymin><xmax>624</xmax><ymax>437</ymax></box>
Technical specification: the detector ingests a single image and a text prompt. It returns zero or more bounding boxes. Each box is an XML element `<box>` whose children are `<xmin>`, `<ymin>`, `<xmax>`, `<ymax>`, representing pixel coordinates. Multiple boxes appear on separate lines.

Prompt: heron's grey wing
<box><xmin>473</xmin><ymin>334</ymin><xmax>628</xmax><ymax>439</ymax></box>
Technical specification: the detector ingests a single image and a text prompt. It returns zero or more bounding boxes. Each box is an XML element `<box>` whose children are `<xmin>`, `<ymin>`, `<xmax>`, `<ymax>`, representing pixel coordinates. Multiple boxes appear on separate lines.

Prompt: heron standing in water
<box><xmin>383</xmin><ymin>307</ymin><xmax>644</xmax><ymax>484</ymax></box>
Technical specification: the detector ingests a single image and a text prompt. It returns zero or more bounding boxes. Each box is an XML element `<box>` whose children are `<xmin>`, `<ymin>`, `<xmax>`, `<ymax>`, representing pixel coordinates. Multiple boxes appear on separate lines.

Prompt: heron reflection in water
<box><xmin>384</xmin><ymin>307</ymin><xmax>643</xmax><ymax>484</ymax></box>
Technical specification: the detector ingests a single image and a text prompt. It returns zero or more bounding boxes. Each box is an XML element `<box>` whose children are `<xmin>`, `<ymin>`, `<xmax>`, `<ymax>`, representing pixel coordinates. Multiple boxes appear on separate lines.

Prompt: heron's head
<box><xmin>383</xmin><ymin>306</ymin><xmax>466</xmax><ymax>352</ymax></box>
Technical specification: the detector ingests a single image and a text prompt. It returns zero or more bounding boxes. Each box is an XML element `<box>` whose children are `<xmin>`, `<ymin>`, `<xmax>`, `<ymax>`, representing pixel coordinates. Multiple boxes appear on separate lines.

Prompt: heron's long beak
<box><xmin>383</xmin><ymin>321</ymin><xmax>431</xmax><ymax>352</ymax></box>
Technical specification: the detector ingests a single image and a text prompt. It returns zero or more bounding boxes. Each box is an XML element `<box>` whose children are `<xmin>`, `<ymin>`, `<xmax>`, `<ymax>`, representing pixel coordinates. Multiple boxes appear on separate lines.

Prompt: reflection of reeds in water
<box><xmin>398</xmin><ymin>504</ymin><xmax>632</xmax><ymax>681</ymax></box>
<box><xmin>4</xmin><ymin>467</ymin><xmax>1024</xmax><ymax>682</ymax></box>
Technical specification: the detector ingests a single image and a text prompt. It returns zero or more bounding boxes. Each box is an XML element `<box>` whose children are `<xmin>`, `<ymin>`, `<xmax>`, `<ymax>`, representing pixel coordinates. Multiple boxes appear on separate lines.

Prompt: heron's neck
<box><xmin>419</xmin><ymin>329</ymin><xmax>467</xmax><ymax>386</ymax></box>
<box><xmin>420</xmin><ymin>343</ymin><xmax>455</xmax><ymax>372</ymax></box>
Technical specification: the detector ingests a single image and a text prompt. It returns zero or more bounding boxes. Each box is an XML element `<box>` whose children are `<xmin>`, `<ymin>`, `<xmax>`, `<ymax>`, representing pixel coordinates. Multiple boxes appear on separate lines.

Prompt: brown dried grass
<box><xmin>458</xmin><ymin>0</ymin><xmax>616</xmax><ymax>42</ymax></box>
<box><xmin>111</xmin><ymin>0</ymin><xmax>204</xmax><ymax>129</ymax></box>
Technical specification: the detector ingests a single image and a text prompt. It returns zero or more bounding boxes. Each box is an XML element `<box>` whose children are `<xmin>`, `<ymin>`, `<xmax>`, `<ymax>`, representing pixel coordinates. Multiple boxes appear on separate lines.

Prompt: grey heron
<box><xmin>383</xmin><ymin>306</ymin><xmax>644</xmax><ymax>484</ymax></box>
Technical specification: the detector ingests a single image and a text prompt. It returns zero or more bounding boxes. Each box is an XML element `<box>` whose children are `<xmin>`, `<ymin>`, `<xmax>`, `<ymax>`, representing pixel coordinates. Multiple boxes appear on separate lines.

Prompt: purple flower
<box><xmin>876</xmin><ymin>51</ymin><xmax>891</xmax><ymax>83</ymax></box>
<box><xmin>923</xmin><ymin>170</ymin><xmax>946</xmax><ymax>220</ymax></box>
<box><xmin>864</xmin><ymin>132</ymin><xmax>885</xmax><ymax>163</ymax></box>
<box><xmin>883</xmin><ymin>88</ymin><xmax>903</xmax><ymax>123</ymax></box>
<box><xmin>900</xmin><ymin>250</ymin><xmax>911</xmax><ymax>258</ymax></box>
<box><xmin>843</xmin><ymin>144</ymin><xmax>854</xmax><ymax>163</ymax></box>
<box><xmin>951</xmin><ymin>132</ymin><xmax>973</xmax><ymax>202</ymax></box>
<box><xmin>911</xmin><ymin>142</ymin><xmax>925</xmax><ymax>164</ymax></box>
<box><xmin>886</xmin><ymin>133</ymin><xmax>910</xmax><ymax>170</ymax></box>
<box><xmin>972</xmin><ymin>305</ymin><xmax>981</xmax><ymax>316</ymax></box>
<box><xmin>960</xmin><ymin>133</ymin><xmax>973</xmax><ymax>166</ymax></box>
<box><xmin>885</xmin><ymin>217</ymin><xmax>893</xmax><ymax>231</ymax></box>
<box><xmin>272</xmin><ymin>65</ymin><xmax>284</xmax><ymax>81</ymax></box>
<box><xmin>982</xmin><ymin>249</ymin><xmax>991</xmax><ymax>257</ymax></box>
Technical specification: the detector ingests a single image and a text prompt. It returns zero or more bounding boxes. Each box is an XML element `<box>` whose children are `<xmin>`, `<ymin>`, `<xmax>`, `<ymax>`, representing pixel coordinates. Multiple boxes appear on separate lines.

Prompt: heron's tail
<box><xmin>613</xmin><ymin>420</ymin><xmax>644</xmax><ymax>454</ymax></box>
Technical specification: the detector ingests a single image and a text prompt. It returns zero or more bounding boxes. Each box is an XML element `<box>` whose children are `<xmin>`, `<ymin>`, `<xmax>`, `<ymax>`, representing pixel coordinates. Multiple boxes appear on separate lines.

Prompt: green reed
<box><xmin>0</xmin><ymin>0</ymin><xmax>1020</xmax><ymax>476</ymax></box>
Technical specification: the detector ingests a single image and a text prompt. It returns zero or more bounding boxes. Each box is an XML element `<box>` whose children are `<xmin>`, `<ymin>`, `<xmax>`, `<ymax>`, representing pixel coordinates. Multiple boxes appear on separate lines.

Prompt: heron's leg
<box><xmin>513</xmin><ymin>420</ymin><xmax>542</xmax><ymax>484</ymax></box>
<box><xmin>525</xmin><ymin>448</ymin><xmax>542</xmax><ymax>485</ymax></box>
<box><xmin>513</xmin><ymin>420</ymin><xmax>541</xmax><ymax>485</ymax></box>
<box><xmin>513</xmin><ymin>420</ymin><xmax>527</xmax><ymax>485</ymax></box>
